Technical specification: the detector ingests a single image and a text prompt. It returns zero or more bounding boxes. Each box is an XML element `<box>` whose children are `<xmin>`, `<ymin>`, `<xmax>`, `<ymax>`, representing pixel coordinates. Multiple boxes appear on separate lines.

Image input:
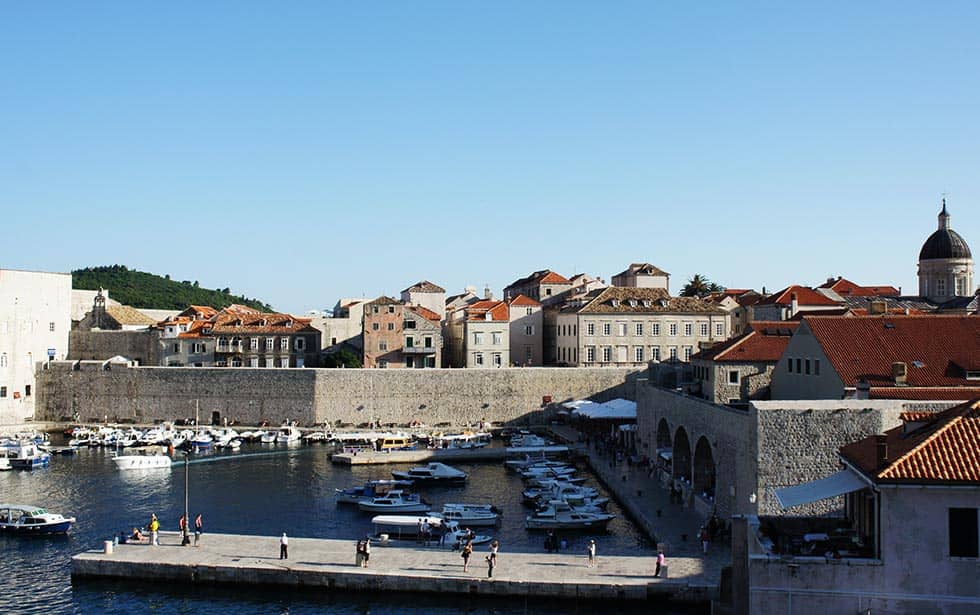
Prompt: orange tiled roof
<box><xmin>841</xmin><ymin>400</ymin><xmax>980</xmax><ymax>483</ymax></box>
<box><xmin>408</xmin><ymin>305</ymin><xmax>442</xmax><ymax>322</ymax></box>
<box><xmin>505</xmin><ymin>269</ymin><xmax>570</xmax><ymax>291</ymax></box>
<box><xmin>818</xmin><ymin>277</ymin><xmax>901</xmax><ymax>297</ymax></box>
<box><xmin>805</xmin><ymin>315</ymin><xmax>980</xmax><ymax>388</ymax></box>
<box><xmin>466</xmin><ymin>300</ymin><xmax>509</xmax><ymax>322</ymax></box>
<box><xmin>899</xmin><ymin>411</ymin><xmax>935</xmax><ymax>422</ymax></box>
<box><xmin>758</xmin><ymin>285</ymin><xmax>841</xmax><ymax>307</ymax></box>
<box><xmin>508</xmin><ymin>294</ymin><xmax>542</xmax><ymax>307</ymax></box>
<box><xmin>693</xmin><ymin>321</ymin><xmax>798</xmax><ymax>363</ymax></box>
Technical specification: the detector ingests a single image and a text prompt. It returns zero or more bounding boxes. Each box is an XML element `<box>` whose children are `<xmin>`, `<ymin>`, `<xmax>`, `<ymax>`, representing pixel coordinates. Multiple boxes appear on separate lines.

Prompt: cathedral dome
<box><xmin>919</xmin><ymin>200</ymin><xmax>972</xmax><ymax>260</ymax></box>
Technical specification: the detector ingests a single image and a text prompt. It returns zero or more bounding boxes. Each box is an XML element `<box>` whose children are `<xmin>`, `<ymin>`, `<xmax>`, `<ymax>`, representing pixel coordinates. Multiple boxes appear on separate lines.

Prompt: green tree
<box><xmin>681</xmin><ymin>274</ymin><xmax>725</xmax><ymax>298</ymax></box>
<box><xmin>322</xmin><ymin>348</ymin><xmax>362</xmax><ymax>368</ymax></box>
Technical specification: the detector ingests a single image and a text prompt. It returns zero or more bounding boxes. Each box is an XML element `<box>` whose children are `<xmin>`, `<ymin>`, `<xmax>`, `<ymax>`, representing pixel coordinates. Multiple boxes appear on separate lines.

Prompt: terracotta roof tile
<box><xmin>105</xmin><ymin>305</ymin><xmax>158</xmax><ymax>326</ymax></box>
<box><xmin>806</xmin><ymin>315</ymin><xmax>980</xmax><ymax>388</ymax></box>
<box><xmin>574</xmin><ymin>287</ymin><xmax>726</xmax><ymax>314</ymax></box>
<box><xmin>818</xmin><ymin>277</ymin><xmax>901</xmax><ymax>297</ymax></box>
<box><xmin>841</xmin><ymin>400</ymin><xmax>980</xmax><ymax>483</ymax></box>
<box><xmin>507</xmin><ymin>294</ymin><xmax>542</xmax><ymax>307</ymax></box>
<box><xmin>693</xmin><ymin>321</ymin><xmax>798</xmax><ymax>363</ymax></box>
<box><xmin>505</xmin><ymin>269</ymin><xmax>570</xmax><ymax>291</ymax></box>
<box><xmin>466</xmin><ymin>300</ymin><xmax>509</xmax><ymax>322</ymax></box>
<box><xmin>408</xmin><ymin>305</ymin><xmax>442</xmax><ymax>322</ymax></box>
<box><xmin>758</xmin><ymin>285</ymin><xmax>841</xmax><ymax>307</ymax></box>
<box><xmin>402</xmin><ymin>280</ymin><xmax>446</xmax><ymax>293</ymax></box>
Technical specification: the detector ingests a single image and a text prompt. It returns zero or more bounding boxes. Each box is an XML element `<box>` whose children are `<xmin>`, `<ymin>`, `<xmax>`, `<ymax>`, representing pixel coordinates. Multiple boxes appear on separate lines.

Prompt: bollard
<box><xmin>103</xmin><ymin>540</ymin><xmax>114</xmax><ymax>555</ymax></box>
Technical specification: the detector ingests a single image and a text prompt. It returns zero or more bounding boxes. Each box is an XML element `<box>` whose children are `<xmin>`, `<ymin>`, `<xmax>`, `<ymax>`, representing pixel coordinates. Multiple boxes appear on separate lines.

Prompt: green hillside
<box><xmin>72</xmin><ymin>265</ymin><xmax>274</xmax><ymax>312</ymax></box>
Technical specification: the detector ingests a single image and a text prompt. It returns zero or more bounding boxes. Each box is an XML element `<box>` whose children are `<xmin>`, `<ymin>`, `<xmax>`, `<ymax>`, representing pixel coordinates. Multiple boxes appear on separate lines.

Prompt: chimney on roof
<box><xmin>875</xmin><ymin>434</ymin><xmax>888</xmax><ymax>469</ymax></box>
<box><xmin>854</xmin><ymin>378</ymin><xmax>871</xmax><ymax>400</ymax></box>
<box><xmin>790</xmin><ymin>292</ymin><xmax>799</xmax><ymax>318</ymax></box>
<box><xmin>484</xmin><ymin>285</ymin><xmax>493</xmax><ymax>300</ymax></box>
<box><xmin>892</xmin><ymin>362</ymin><xmax>908</xmax><ymax>385</ymax></box>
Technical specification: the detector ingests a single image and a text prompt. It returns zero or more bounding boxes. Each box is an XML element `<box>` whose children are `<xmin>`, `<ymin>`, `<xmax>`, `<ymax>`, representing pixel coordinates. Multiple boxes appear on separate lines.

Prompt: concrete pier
<box><xmin>330</xmin><ymin>445</ymin><xmax>569</xmax><ymax>466</ymax></box>
<box><xmin>72</xmin><ymin>532</ymin><xmax>717</xmax><ymax>603</ymax></box>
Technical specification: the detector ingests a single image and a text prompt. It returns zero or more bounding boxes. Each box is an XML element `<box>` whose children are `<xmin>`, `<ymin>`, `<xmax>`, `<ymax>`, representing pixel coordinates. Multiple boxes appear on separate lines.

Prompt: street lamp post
<box><xmin>182</xmin><ymin>451</ymin><xmax>191</xmax><ymax>546</ymax></box>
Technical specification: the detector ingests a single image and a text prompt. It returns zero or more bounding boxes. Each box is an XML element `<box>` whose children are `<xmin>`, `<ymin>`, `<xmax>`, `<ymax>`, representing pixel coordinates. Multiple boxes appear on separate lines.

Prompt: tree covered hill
<box><xmin>72</xmin><ymin>265</ymin><xmax>274</xmax><ymax>312</ymax></box>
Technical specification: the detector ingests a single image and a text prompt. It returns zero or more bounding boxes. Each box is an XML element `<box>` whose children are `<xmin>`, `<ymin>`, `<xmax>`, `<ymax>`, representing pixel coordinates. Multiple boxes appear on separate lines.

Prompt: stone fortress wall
<box><xmin>35</xmin><ymin>362</ymin><xmax>639</xmax><ymax>427</ymax></box>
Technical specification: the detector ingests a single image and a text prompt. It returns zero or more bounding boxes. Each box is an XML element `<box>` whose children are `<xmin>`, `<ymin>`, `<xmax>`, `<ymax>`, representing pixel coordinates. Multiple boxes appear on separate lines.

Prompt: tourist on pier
<box><xmin>700</xmin><ymin>527</ymin><xmax>709</xmax><ymax>555</ymax></box>
<box><xmin>486</xmin><ymin>541</ymin><xmax>498</xmax><ymax>579</ymax></box>
<box><xmin>362</xmin><ymin>536</ymin><xmax>371</xmax><ymax>567</ymax></box>
<box><xmin>587</xmin><ymin>540</ymin><xmax>597</xmax><ymax>568</ymax></box>
<box><xmin>279</xmin><ymin>532</ymin><xmax>288</xmax><ymax>559</ymax></box>
<box><xmin>194</xmin><ymin>513</ymin><xmax>203</xmax><ymax>546</ymax></box>
<box><xmin>355</xmin><ymin>540</ymin><xmax>364</xmax><ymax>567</ymax></box>
<box><xmin>178</xmin><ymin>514</ymin><xmax>187</xmax><ymax>535</ymax></box>
<box><xmin>131</xmin><ymin>527</ymin><xmax>145</xmax><ymax>542</ymax></box>
<box><xmin>148</xmin><ymin>514</ymin><xmax>160</xmax><ymax>546</ymax></box>
<box><xmin>655</xmin><ymin>548</ymin><xmax>665</xmax><ymax>577</ymax></box>
<box><xmin>461</xmin><ymin>540</ymin><xmax>473</xmax><ymax>572</ymax></box>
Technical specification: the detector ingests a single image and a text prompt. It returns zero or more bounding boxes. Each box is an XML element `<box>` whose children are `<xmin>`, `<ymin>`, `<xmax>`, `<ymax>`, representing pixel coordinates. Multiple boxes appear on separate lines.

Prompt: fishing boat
<box><xmin>369</xmin><ymin>515</ymin><xmax>493</xmax><ymax>546</ymax></box>
<box><xmin>0</xmin><ymin>504</ymin><xmax>75</xmax><ymax>534</ymax></box>
<box><xmin>9</xmin><ymin>443</ymin><xmax>51</xmax><ymax>470</ymax></box>
<box><xmin>428</xmin><ymin>503</ymin><xmax>500</xmax><ymax>527</ymax></box>
<box><xmin>357</xmin><ymin>491</ymin><xmax>430</xmax><ymax>513</ymax></box>
<box><xmin>525</xmin><ymin>501</ymin><xmax>615</xmax><ymax>531</ymax></box>
<box><xmin>391</xmin><ymin>462</ymin><xmax>468</xmax><ymax>485</ymax></box>
<box><xmin>335</xmin><ymin>479</ymin><xmax>414</xmax><ymax>505</ymax></box>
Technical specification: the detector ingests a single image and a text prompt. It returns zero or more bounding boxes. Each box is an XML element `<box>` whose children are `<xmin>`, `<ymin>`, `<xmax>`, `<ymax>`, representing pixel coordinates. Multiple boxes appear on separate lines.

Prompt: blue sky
<box><xmin>2</xmin><ymin>2</ymin><xmax>978</xmax><ymax>313</ymax></box>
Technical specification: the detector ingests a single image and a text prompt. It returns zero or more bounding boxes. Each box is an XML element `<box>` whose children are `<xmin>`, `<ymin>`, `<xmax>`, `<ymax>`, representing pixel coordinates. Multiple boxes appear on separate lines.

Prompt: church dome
<box><xmin>919</xmin><ymin>200</ymin><xmax>972</xmax><ymax>260</ymax></box>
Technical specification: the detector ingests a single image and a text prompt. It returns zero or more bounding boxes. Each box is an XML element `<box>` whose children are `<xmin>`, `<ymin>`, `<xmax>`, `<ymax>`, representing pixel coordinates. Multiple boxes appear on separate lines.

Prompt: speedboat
<box><xmin>357</xmin><ymin>491</ymin><xmax>430</xmax><ymax>513</ymax></box>
<box><xmin>0</xmin><ymin>504</ymin><xmax>75</xmax><ymax>534</ymax></box>
<box><xmin>523</xmin><ymin>483</ymin><xmax>602</xmax><ymax>505</ymax></box>
<box><xmin>112</xmin><ymin>448</ymin><xmax>173</xmax><ymax>470</ymax></box>
<box><xmin>391</xmin><ymin>462</ymin><xmax>468</xmax><ymax>485</ymax></box>
<box><xmin>369</xmin><ymin>515</ymin><xmax>493</xmax><ymax>546</ymax></box>
<box><xmin>428</xmin><ymin>503</ymin><xmax>500</xmax><ymax>527</ymax></box>
<box><xmin>504</xmin><ymin>456</ymin><xmax>565</xmax><ymax>472</ymax></box>
<box><xmin>275</xmin><ymin>426</ymin><xmax>302</xmax><ymax>444</ymax></box>
<box><xmin>335</xmin><ymin>479</ymin><xmax>414</xmax><ymax>505</ymax></box>
<box><xmin>259</xmin><ymin>431</ymin><xmax>277</xmax><ymax>444</ymax></box>
<box><xmin>525</xmin><ymin>501</ymin><xmax>615</xmax><ymax>531</ymax></box>
<box><xmin>9</xmin><ymin>443</ymin><xmax>51</xmax><ymax>470</ymax></box>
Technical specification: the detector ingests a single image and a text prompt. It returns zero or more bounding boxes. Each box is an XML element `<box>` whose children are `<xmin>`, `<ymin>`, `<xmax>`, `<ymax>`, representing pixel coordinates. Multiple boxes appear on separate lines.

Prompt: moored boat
<box><xmin>525</xmin><ymin>501</ymin><xmax>615</xmax><ymax>531</ymax></box>
<box><xmin>428</xmin><ymin>503</ymin><xmax>500</xmax><ymax>527</ymax></box>
<box><xmin>9</xmin><ymin>443</ymin><xmax>51</xmax><ymax>470</ymax></box>
<box><xmin>112</xmin><ymin>448</ymin><xmax>173</xmax><ymax>470</ymax></box>
<box><xmin>357</xmin><ymin>491</ymin><xmax>430</xmax><ymax>513</ymax></box>
<box><xmin>369</xmin><ymin>515</ymin><xmax>493</xmax><ymax>546</ymax></box>
<box><xmin>391</xmin><ymin>462</ymin><xmax>468</xmax><ymax>485</ymax></box>
<box><xmin>335</xmin><ymin>479</ymin><xmax>414</xmax><ymax>505</ymax></box>
<box><xmin>0</xmin><ymin>504</ymin><xmax>75</xmax><ymax>534</ymax></box>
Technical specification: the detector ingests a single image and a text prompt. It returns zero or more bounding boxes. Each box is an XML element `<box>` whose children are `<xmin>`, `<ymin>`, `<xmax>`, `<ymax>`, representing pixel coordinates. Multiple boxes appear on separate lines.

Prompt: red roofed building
<box><xmin>754</xmin><ymin>400</ymin><xmax>980</xmax><ymax>613</ymax></box>
<box><xmin>771</xmin><ymin>315</ymin><xmax>980</xmax><ymax>401</ymax></box>
<box><xmin>818</xmin><ymin>276</ymin><xmax>901</xmax><ymax>297</ymax></box>
<box><xmin>507</xmin><ymin>294</ymin><xmax>543</xmax><ymax>366</ymax></box>
<box><xmin>362</xmin><ymin>297</ymin><xmax>442</xmax><ymax>369</ymax></box>
<box><xmin>753</xmin><ymin>285</ymin><xmax>842</xmax><ymax>321</ymax></box>
<box><xmin>503</xmin><ymin>269</ymin><xmax>572</xmax><ymax>302</ymax></box>
<box><xmin>690</xmin><ymin>321</ymin><xmax>799</xmax><ymax>404</ymax></box>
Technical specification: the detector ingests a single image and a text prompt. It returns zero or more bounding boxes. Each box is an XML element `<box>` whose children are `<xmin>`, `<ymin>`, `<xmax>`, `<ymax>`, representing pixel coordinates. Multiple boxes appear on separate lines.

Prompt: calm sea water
<box><xmin>0</xmin><ymin>439</ymin><xmax>701</xmax><ymax>615</ymax></box>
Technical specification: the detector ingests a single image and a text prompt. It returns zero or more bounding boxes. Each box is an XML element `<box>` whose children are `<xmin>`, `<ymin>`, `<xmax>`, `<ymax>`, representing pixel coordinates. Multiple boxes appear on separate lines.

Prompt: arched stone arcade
<box><xmin>672</xmin><ymin>426</ymin><xmax>692</xmax><ymax>482</ymax></box>
<box><xmin>693</xmin><ymin>436</ymin><xmax>716</xmax><ymax>499</ymax></box>
<box><xmin>656</xmin><ymin>419</ymin><xmax>672</xmax><ymax>450</ymax></box>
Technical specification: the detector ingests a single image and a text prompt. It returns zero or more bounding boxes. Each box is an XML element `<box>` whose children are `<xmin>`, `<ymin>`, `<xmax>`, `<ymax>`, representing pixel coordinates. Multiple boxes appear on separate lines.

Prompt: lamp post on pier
<box><xmin>182</xmin><ymin>450</ymin><xmax>191</xmax><ymax>546</ymax></box>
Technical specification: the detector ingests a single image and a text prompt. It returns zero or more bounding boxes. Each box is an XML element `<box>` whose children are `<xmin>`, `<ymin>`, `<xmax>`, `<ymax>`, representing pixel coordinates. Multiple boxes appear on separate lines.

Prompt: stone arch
<box><xmin>656</xmin><ymin>419</ymin><xmax>672</xmax><ymax>450</ymax></box>
<box><xmin>693</xmin><ymin>436</ymin><xmax>716</xmax><ymax>498</ymax></box>
<box><xmin>673</xmin><ymin>426</ymin><xmax>692</xmax><ymax>481</ymax></box>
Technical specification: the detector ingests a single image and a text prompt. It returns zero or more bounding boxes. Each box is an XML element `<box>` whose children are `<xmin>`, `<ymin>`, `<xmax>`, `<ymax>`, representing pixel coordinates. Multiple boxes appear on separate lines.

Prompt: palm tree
<box><xmin>681</xmin><ymin>275</ymin><xmax>725</xmax><ymax>298</ymax></box>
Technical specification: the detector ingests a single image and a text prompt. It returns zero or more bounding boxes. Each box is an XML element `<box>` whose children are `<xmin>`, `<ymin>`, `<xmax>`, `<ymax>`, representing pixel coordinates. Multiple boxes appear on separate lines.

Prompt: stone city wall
<box><xmin>68</xmin><ymin>330</ymin><xmax>159</xmax><ymax>365</ymax></box>
<box><xmin>35</xmin><ymin>362</ymin><xmax>638</xmax><ymax>427</ymax></box>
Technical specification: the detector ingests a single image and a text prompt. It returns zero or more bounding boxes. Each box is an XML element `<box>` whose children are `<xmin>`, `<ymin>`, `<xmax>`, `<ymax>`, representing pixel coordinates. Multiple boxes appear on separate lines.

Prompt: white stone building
<box><xmin>611</xmin><ymin>263</ymin><xmax>670</xmax><ymax>291</ymax></box>
<box><xmin>554</xmin><ymin>287</ymin><xmax>729</xmax><ymax>367</ymax></box>
<box><xmin>400</xmin><ymin>281</ymin><xmax>446</xmax><ymax>320</ymax></box>
<box><xmin>918</xmin><ymin>199</ymin><xmax>974</xmax><ymax>302</ymax></box>
<box><xmin>507</xmin><ymin>294</ymin><xmax>543</xmax><ymax>367</ymax></box>
<box><xmin>0</xmin><ymin>269</ymin><xmax>71</xmax><ymax>423</ymax></box>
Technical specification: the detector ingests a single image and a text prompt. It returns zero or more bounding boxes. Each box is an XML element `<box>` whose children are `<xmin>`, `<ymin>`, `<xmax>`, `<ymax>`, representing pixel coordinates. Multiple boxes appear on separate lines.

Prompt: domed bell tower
<box><xmin>917</xmin><ymin>198</ymin><xmax>974</xmax><ymax>302</ymax></box>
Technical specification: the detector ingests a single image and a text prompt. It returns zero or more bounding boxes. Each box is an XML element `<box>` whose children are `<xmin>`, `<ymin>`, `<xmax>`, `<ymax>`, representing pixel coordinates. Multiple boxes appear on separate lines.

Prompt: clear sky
<box><xmin>2</xmin><ymin>2</ymin><xmax>978</xmax><ymax>313</ymax></box>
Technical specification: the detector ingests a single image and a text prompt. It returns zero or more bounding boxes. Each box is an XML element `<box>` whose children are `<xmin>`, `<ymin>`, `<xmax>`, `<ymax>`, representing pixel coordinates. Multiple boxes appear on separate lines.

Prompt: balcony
<box><xmin>215</xmin><ymin>344</ymin><xmax>244</xmax><ymax>354</ymax></box>
<box><xmin>402</xmin><ymin>345</ymin><xmax>437</xmax><ymax>355</ymax></box>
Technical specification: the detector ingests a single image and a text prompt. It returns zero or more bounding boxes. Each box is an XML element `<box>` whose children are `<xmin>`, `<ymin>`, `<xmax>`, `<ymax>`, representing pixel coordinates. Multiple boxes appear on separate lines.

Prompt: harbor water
<box><xmin>0</xmin><ymin>439</ymin><xmax>701</xmax><ymax>614</ymax></box>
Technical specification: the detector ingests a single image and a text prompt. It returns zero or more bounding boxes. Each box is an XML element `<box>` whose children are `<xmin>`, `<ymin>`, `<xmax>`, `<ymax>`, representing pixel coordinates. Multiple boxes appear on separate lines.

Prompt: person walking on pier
<box><xmin>194</xmin><ymin>513</ymin><xmax>203</xmax><ymax>547</ymax></box>
<box><xmin>655</xmin><ymin>548</ymin><xmax>665</xmax><ymax>577</ymax></box>
<box><xmin>355</xmin><ymin>540</ymin><xmax>364</xmax><ymax>567</ymax></box>
<box><xmin>700</xmin><ymin>526</ymin><xmax>709</xmax><ymax>555</ymax></box>
<box><xmin>586</xmin><ymin>539</ymin><xmax>597</xmax><ymax>568</ymax></box>
<box><xmin>362</xmin><ymin>536</ymin><xmax>371</xmax><ymax>567</ymax></box>
<box><xmin>461</xmin><ymin>539</ymin><xmax>473</xmax><ymax>572</ymax></box>
<box><xmin>486</xmin><ymin>540</ymin><xmax>498</xmax><ymax>579</ymax></box>
<box><xmin>279</xmin><ymin>532</ymin><xmax>288</xmax><ymax>560</ymax></box>
<box><xmin>148</xmin><ymin>514</ymin><xmax>160</xmax><ymax>546</ymax></box>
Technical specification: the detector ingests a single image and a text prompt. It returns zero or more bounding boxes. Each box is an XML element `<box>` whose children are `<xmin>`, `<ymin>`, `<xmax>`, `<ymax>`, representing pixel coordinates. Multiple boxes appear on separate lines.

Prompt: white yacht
<box><xmin>357</xmin><ymin>491</ymin><xmax>430</xmax><ymax>513</ymax></box>
<box><xmin>113</xmin><ymin>448</ymin><xmax>172</xmax><ymax>470</ymax></box>
<box><xmin>391</xmin><ymin>462</ymin><xmax>468</xmax><ymax>485</ymax></box>
<box><xmin>525</xmin><ymin>501</ymin><xmax>615</xmax><ymax>530</ymax></box>
<box><xmin>428</xmin><ymin>503</ymin><xmax>500</xmax><ymax>527</ymax></box>
<box><xmin>369</xmin><ymin>515</ymin><xmax>493</xmax><ymax>546</ymax></box>
<box><xmin>275</xmin><ymin>425</ymin><xmax>302</xmax><ymax>444</ymax></box>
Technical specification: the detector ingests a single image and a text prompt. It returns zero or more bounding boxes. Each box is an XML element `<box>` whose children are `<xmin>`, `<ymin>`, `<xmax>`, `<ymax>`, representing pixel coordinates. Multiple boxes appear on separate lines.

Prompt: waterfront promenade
<box><xmin>73</xmin><ymin>532</ymin><xmax>717</xmax><ymax>602</ymax></box>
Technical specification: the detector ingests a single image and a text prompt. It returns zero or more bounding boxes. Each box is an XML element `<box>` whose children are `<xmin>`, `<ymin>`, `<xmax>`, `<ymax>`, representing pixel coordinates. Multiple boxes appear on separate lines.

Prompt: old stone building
<box><xmin>751</xmin><ymin>285</ymin><xmax>842</xmax><ymax>321</ymax></box>
<box><xmin>611</xmin><ymin>262</ymin><xmax>670</xmax><ymax>291</ymax></box>
<box><xmin>444</xmin><ymin>299</ymin><xmax>510</xmax><ymax>368</ymax></box>
<box><xmin>507</xmin><ymin>294</ymin><xmax>542</xmax><ymax>367</ymax></box>
<box><xmin>689</xmin><ymin>321</ymin><xmax>798</xmax><ymax>405</ymax></box>
<box><xmin>362</xmin><ymin>297</ymin><xmax>442</xmax><ymax>368</ymax></box>
<box><xmin>503</xmin><ymin>269</ymin><xmax>572</xmax><ymax>302</ymax></box>
<box><xmin>400</xmin><ymin>281</ymin><xmax>446</xmax><ymax>320</ymax></box>
<box><xmin>554</xmin><ymin>287</ymin><xmax>729</xmax><ymax>367</ymax></box>
<box><xmin>0</xmin><ymin>269</ymin><xmax>71</xmax><ymax>423</ymax></box>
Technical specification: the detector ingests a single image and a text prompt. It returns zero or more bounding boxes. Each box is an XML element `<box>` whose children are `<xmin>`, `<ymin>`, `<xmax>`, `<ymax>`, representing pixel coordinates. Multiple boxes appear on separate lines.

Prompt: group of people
<box><xmin>122</xmin><ymin>512</ymin><xmax>202</xmax><ymax>547</ymax></box>
<box><xmin>355</xmin><ymin>538</ymin><xmax>371</xmax><ymax>567</ymax></box>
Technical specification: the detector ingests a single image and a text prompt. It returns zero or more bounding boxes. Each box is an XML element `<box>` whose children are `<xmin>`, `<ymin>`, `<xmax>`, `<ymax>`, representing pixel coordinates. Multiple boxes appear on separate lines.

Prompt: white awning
<box><xmin>566</xmin><ymin>398</ymin><xmax>637</xmax><ymax>420</ymax></box>
<box><xmin>774</xmin><ymin>470</ymin><xmax>868</xmax><ymax>510</ymax></box>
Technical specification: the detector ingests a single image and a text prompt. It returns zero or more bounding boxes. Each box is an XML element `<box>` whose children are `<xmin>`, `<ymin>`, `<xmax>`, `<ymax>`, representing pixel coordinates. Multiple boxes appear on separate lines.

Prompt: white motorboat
<box><xmin>428</xmin><ymin>503</ymin><xmax>500</xmax><ymax>527</ymax></box>
<box><xmin>275</xmin><ymin>426</ymin><xmax>302</xmax><ymax>444</ymax></box>
<box><xmin>525</xmin><ymin>501</ymin><xmax>615</xmax><ymax>531</ymax></box>
<box><xmin>369</xmin><ymin>515</ymin><xmax>493</xmax><ymax>546</ymax></box>
<box><xmin>357</xmin><ymin>491</ymin><xmax>430</xmax><ymax>513</ymax></box>
<box><xmin>523</xmin><ymin>482</ymin><xmax>602</xmax><ymax>505</ymax></box>
<box><xmin>391</xmin><ymin>462</ymin><xmax>468</xmax><ymax>485</ymax></box>
<box><xmin>520</xmin><ymin>465</ymin><xmax>577</xmax><ymax>481</ymax></box>
<box><xmin>113</xmin><ymin>448</ymin><xmax>173</xmax><ymax>470</ymax></box>
<box><xmin>259</xmin><ymin>431</ymin><xmax>277</xmax><ymax>444</ymax></box>
<box><xmin>511</xmin><ymin>433</ymin><xmax>549</xmax><ymax>447</ymax></box>
<box><xmin>0</xmin><ymin>457</ymin><xmax>10</xmax><ymax>471</ymax></box>
<box><xmin>504</xmin><ymin>456</ymin><xmax>566</xmax><ymax>473</ymax></box>
<box><xmin>191</xmin><ymin>431</ymin><xmax>213</xmax><ymax>448</ymax></box>
<box><xmin>9</xmin><ymin>443</ymin><xmax>50</xmax><ymax>470</ymax></box>
<box><xmin>0</xmin><ymin>504</ymin><xmax>75</xmax><ymax>534</ymax></box>
<box><xmin>335</xmin><ymin>479</ymin><xmax>415</xmax><ymax>505</ymax></box>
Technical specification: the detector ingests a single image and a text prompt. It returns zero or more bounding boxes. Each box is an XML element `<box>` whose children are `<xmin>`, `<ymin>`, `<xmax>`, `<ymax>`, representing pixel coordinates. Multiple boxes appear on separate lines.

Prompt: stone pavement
<box><xmin>548</xmin><ymin>425</ymin><xmax>730</xmax><ymax>572</ymax></box>
<box><xmin>73</xmin><ymin>532</ymin><xmax>718</xmax><ymax>602</ymax></box>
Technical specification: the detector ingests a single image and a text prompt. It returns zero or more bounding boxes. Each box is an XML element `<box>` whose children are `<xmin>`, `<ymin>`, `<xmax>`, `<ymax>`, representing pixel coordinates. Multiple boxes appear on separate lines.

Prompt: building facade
<box><xmin>400</xmin><ymin>281</ymin><xmax>446</xmax><ymax>320</ymax></box>
<box><xmin>918</xmin><ymin>199</ymin><xmax>974</xmax><ymax>302</ymax></box>
<box><xmin>507</xmin><ymin>294</ymin><xmax>543</xmax><ymax>367</ymax></box>
<box><xmin>555</xmin><ymin>287</ymin><xmax>729</xmax><ymax>367</ymax></box>
<box><xmin>0</xmin><ymin>269</ymin><xmax>72</xmax><ymax>423</ymax></box>
<box><xmin>611</xmin><ymin>263</ymin><xmax>670</xmax><ymax>291</ymax></box>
